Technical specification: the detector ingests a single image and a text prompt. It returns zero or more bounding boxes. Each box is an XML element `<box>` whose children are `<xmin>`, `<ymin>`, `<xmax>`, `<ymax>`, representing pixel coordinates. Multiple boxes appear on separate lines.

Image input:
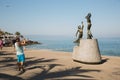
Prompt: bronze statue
<box><xmin>74</xmin><ymin>22</ymin><xmax>84</xmax><ymax>43</ymax></box>
<box><xmin>85</xmin><ymin>13</ymin><xmax>93</xmax><ymax>39</ymax></box>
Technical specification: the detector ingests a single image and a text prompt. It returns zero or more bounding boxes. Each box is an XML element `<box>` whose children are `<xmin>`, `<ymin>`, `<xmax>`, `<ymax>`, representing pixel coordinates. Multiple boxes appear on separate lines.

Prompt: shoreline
<box><xmin>0</xmin><ymin>47</ymin><xmax>120</xmax><ymax>80</ymax></box>
<box><xmin>24</xmin><ymin>46</ymin><xmax>120</xmax><ymax>57</ymax></box>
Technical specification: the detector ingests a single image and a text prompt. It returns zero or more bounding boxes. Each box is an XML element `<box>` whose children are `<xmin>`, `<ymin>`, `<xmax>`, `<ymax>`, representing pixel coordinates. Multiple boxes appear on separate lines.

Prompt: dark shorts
<box><xmin>17</xmin><ymin>54</ymin><xmax>25</xmax><ymax>62</ymax></box>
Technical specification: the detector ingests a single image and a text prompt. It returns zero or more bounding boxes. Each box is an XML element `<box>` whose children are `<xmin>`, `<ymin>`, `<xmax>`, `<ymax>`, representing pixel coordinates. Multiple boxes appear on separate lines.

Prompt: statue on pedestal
<box><xmin>73</xmin><ymin>13</ymin><xmax>101</xmax><ymax>64</ymax></box>
<box><xmin>74</xmin><ymin>22</ymin><xmax>84</xmax><ymax>43</ymax></box>
<box><xmin>85</xmin><ymin>13</ymin><xmax>93</xmax><ymax>39</ymax></box>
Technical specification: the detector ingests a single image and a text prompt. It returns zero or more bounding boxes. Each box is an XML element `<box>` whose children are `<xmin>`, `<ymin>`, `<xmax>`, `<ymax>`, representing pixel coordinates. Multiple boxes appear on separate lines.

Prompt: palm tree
<box><xmin>5</xmin><ymin>32</ymin><xmax>13</xmax><ymax>35</ymax></box>
<box><xmin>15</xmin><ymin>31</ymin><xmax>21</xmax><ymax>36</ymax></box>
<box><xmin>15</xmin><ymin>31</ymin><xmax>24</xmax><ymax>38</ymax></box>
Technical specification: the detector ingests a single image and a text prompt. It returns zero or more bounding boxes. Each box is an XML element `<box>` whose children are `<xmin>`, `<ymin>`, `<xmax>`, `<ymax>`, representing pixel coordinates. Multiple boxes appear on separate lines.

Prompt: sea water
<box><xmin>25</xmin><ymin>35</ymin><xmax>120</xmax><ymax>56</ymax></box>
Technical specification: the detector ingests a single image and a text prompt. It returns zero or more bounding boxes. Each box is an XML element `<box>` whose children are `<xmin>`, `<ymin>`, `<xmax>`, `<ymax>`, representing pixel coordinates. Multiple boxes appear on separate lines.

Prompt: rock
<box><xmin>25</xmin><ymin>40</ymin><xmax>41</xmax><ymax>46</ymax></box>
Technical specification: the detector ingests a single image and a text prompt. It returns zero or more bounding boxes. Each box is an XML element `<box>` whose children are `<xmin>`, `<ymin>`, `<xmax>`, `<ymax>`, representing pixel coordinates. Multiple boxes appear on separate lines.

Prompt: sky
<box><xmin>0</xmin><ymin>0</ymin><xmax>120</xmax><ymax>38</ymax></box>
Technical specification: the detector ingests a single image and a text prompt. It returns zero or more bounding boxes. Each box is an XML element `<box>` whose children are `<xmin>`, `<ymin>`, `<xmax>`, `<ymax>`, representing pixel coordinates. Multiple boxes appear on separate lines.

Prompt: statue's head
<box><xmin>85</xmin><ymin>13</ymin><xmax>91</xmax><ymax>19</ymax></box>
<box><xmin>78</xmin><ymin>25</ymin><xmax>81</xmax><ymax>29</ymax></box>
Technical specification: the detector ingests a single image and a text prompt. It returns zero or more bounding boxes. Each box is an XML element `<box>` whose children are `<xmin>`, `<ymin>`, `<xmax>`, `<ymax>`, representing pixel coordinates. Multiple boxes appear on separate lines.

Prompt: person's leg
<box><xmin>16</xmin><ymin>54</ymin><xmax>25</xmax><ymax>71</ymax></box>
<box><xmin>20</xmin><ymin>54</ymin><xmax>25</xmax><ymax>72</ymax></box>
<box><xmin>1</xmin><ymin>45</ymin><xmax>3</xmax><ymax>50</ymax></box>
<box><xmin>13</xmin><ymin>45</ymin><xmax>15</xmax><ymax>51</ymax></box>
<box><xmin>17</xmin><ymin>55</ymin><xmax>22</xmax><ymax>71</ymax></box>
<box><xmin>17</xmin><ymin>55</ymin><xmax>24</xmax><ymax>71</ymax></box>
<box><xmin>17</xmin><ymin>62</ymin><xmax>21</xmax><ymax>71</ymax></box>
<box><xmin>0</xmin><ymin>45</ymin><xmax>2</xmax><ymax>50</ymax></box>
<box><xmin>20</xmin><ymin>62</ymin><xmax>25</xmax><ymax>71</ymax></box>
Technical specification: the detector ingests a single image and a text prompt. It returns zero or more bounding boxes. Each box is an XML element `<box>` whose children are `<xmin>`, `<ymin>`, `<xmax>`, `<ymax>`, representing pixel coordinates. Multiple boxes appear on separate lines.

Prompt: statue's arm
<box><xmin>82</xmin><ymin>22</ymin><xmax>84</xmax><ymax>30</ymax></box>
<box><xmin>76</xmin><ymin>30</ymin><xmax>79</xmax><ymax>37</ymax></box>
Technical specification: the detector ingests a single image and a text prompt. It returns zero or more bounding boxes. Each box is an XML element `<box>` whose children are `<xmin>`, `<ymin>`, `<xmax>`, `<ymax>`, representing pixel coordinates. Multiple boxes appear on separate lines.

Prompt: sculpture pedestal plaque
<box><xmin>73</xmin><ymin>39</ymin><xmax>101</xmax><ymax>63</ymax></box>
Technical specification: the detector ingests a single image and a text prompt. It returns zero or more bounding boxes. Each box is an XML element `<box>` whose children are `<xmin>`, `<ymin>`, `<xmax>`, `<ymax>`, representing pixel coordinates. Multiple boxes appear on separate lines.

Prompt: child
<box><xmin>15</xmin><ymin>37</ymin><xmax>26</xmax><ymax>72</ymax></box>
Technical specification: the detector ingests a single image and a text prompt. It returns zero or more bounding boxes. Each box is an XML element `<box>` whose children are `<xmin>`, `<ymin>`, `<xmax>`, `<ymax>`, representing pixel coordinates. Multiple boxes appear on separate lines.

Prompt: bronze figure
<box><xmin>85</xmin><ymin>13</ymin><xmax>93</xmax><ymax>39</ymax></box>
<box><xmin>74</xmin><ymin>22</ymin><xmax>84</xmax><ymax>43</ymax></box>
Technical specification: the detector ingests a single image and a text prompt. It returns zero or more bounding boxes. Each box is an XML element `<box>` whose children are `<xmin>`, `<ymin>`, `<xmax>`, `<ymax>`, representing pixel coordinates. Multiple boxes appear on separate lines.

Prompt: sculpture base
<box><xmin>72</xmin><ymin>39</ymin><xmax>101</xmax><ymax>64</ymax></box>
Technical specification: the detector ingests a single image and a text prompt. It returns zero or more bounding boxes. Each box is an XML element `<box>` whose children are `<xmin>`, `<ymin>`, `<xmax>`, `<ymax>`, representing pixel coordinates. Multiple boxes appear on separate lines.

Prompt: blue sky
<box><xmin>0</xmin><ymin>0</ymin><xmax>120</xmax><ymax>38</ymax></box>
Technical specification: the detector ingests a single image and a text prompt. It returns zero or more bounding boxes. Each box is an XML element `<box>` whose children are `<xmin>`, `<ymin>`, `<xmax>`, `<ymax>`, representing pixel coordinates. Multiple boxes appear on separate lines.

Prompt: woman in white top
<box><xmin>15</xmin><ymin>37</ymin><xmax>26</xmax><ymax>72</ymax></box>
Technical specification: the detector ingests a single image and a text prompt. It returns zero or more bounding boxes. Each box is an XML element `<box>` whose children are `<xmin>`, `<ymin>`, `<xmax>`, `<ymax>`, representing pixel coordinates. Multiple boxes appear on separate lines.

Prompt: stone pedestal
<box><xmin>72</xmin><ymin>39</ymin><xmax>101</xmax><ymax>63</ymax></box>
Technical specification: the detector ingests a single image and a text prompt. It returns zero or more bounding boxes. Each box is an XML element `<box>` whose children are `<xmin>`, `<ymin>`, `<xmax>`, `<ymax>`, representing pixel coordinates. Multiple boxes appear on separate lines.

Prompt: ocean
<box><xmin>25</xmin><ymin>35</ymin><xmax>120</xmax><ymax>56</ymax></box>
